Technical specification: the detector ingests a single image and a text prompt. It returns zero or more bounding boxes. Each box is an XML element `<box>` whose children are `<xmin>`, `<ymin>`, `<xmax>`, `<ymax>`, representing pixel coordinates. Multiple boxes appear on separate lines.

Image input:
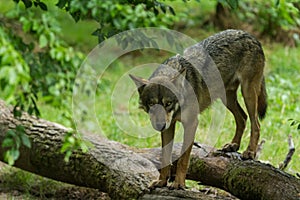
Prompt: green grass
<box><xmin>261</xmin><ymin>45</ymin><xmax>300</xmax><ymax>172</ymax></box>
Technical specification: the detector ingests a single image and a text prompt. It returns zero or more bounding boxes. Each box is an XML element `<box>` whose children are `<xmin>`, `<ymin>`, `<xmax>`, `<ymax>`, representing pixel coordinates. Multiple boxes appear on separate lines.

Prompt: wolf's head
<box><xmin>129</xmin><ymin>68</ymin><xmax>186</xmax><ymax>132</ymax></box>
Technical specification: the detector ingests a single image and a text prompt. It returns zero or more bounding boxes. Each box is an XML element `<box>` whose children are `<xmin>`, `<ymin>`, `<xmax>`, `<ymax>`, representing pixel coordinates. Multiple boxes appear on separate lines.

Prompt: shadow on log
<box><xmin>0</xmin><ymin>100</ymin><xmax>299</xmax><ymax>199</ymax></box>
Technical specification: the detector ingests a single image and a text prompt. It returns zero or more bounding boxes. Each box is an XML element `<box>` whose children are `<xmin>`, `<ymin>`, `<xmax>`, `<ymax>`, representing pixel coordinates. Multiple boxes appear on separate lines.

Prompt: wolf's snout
<box><xmin>154</xmin><ymin>122</ymin><xmax>166</xmax><ymax>131</ymax></box>
<box><xmin>149</xmin><ymin>104</ymin><xmax>167</xmax><ymax>131</ymax></box>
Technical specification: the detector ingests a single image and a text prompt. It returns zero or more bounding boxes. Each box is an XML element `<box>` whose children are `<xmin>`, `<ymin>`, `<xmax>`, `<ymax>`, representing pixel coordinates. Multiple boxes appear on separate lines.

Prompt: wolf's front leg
<box><xmin>149</xmin><ymin>123</ymin><xmax>175</xmax><ymax>189</ymax></box>
<box><xmin>170</xmin><ymin>119</ymin><xmax>198</xmax><ymax>189</ymax></box>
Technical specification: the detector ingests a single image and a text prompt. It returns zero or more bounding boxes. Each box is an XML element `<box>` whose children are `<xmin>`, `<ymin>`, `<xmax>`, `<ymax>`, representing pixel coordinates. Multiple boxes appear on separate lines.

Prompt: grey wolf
<box><xmin>129</xmin><ymin>29</ymin><xmax>267</xmax><ymax>189</ymax></box>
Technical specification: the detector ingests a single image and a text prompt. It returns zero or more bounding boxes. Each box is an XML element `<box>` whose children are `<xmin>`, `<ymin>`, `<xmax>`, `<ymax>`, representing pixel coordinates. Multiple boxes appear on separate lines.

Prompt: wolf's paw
<box><xmin>149</xmin><ymin>179</ymin><xmax>167</xmax><ymax>190</ymax></box>
<box><xmin>222</xmin><ymin>143</ymin><xmax>239</xmax><ymax>152</ymax></box>
<box><xmin>168</xmin><ymin>181</ymin><xmax>185</xmax><ymax>190</ymax></box>
<box><xmin>242</xmin><ymin>150</ymin><xmax>255</xmax><ymax>160</ymax></box>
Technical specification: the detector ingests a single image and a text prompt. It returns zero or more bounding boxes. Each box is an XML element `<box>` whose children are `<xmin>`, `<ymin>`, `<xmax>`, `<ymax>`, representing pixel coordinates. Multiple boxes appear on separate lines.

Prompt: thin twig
<box><xmin>279</xmin><ymin>135</ymin><xmax>295</xmax><ymax>170</ymax></box>
<box><xmin>193</xmin><ymin>142</ymin><xmax>209</xmax><ymax>155</ymax></box>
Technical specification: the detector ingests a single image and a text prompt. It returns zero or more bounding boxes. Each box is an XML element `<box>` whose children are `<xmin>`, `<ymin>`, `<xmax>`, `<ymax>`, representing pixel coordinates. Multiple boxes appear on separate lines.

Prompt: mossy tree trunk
<box><xmin>0</xmin><ymin>100</ymin><xmax>299</xmax><ymax>199</ymax></box>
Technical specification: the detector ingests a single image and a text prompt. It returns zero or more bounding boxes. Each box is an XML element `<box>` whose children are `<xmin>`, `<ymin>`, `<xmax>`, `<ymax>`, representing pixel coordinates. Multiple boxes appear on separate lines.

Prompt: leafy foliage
<box><xmin>1</xmin><ymin>5</ymin><xmax>84</xmax><ymax>121</ymax></box>
<box><xmin>13</xmin><ymin>0</ymin><xmax>48</xmax><ymax>10</ymax></box>
<box><xmin>2</xmin><ymin>126</ymin><xmax>31</xmax><ymax>165</ymax></box>
<box><xmin>0</xmin><ymin>25</ymin><xmax>33</xmax><ymax>110</ymax></box>
<box><xmin>61</xmin><ymin>131</ymin><xmax>91</xmax><ymax>162</ymax></box>
<box><xmin>0</xmin><ymin>1</ymin><xmax>86</xmax><ymax>162</ymax></box>
<box><xmin>238</xmin><ymin>1</ymin><xmax>300</xmax><ymax>37</ymax></box>
<box><xmin>15</xmin><ymin>0</ymin><xmax>184</xmax><ymax>43</ymax></box>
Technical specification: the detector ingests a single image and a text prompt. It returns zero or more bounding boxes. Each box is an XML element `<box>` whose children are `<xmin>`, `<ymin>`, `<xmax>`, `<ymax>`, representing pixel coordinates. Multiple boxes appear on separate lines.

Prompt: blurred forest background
<box><xmin>0</xmin><ymin>0</ymin><xmax>299</xmax><ymax>199</ymax></box>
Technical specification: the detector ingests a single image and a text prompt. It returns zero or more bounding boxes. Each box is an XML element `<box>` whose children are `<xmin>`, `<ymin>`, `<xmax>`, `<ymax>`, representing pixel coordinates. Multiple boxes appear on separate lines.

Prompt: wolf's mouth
<box><xmin>149</xmin><ymin>104</ymin><xmax>174</xmax><ymax>131</ymax></box>
<box><xmin>152</xmin><ymin>122</ymin><xmax>166</xmax><ymax>131</ymax></box>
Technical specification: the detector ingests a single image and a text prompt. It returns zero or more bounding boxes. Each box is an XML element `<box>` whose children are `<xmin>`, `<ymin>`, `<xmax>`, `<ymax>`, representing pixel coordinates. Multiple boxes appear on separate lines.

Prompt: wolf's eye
<box><xmin>148</xmin><ymin>102</ymin><xmax>155</xmax><ymax>107</ymax></box>
<box><xmin>165</xmin><ymin>101</ymin><xmax>172</xmax><ymax>107</ymax></box>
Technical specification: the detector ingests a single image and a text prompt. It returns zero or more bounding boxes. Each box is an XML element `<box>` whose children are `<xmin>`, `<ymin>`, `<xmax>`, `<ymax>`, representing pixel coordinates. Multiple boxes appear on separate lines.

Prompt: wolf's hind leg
<box><xmin>222</xmin><ymin>89</ymin><xmax>248</xmax><ymax>152</ymax></box>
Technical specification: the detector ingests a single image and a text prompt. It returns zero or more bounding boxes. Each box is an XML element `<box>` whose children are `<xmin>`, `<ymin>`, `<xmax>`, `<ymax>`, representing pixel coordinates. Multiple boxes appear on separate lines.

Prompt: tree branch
<box><xmin>279</xmin><ymin>135</ymin><xmax>295</xmax><ymax>170</ymax></box>
<box><xmin>0</xmin><ymin>100</ymin><xmax>299</xmax><ymax>200</ymax></box>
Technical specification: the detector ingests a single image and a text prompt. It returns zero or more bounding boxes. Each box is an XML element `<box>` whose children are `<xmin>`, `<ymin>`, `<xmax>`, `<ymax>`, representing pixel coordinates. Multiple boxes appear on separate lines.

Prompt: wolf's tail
<box><xmin>258</xmin><ymin>77</ymin><xmax>267</xmax><ymax>120</ymax></box>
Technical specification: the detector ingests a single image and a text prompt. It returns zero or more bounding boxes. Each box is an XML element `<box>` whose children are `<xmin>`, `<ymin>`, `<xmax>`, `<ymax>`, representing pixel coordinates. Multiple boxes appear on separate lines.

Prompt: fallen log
<box><xmin>0</xmin><ymin>100</ymin><xmax>299</xmax><ymax>200</ymax></box>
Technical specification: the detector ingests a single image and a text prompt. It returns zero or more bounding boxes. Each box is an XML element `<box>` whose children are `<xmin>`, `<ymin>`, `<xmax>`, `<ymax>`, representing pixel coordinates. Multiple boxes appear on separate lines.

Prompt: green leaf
<box><xmin>28</xmin><ymin>106</ymin><xmax>34</xmax><ymax>115</ymax></box>
<box><xmin>61</xmin><ymin>142</ymin><xmax>71</xmax><ymax>153</ymax></box>
<box><xmin>175</xmin><ymin>43</ymin><xmax>184</xmax><ymax>54</ymax></box>
<box><xmin>20</xmin><ymin>134</ymin><xmax>31</xmax><ymax>148</ymax></box>
<box><xmin>67</xmin><ymin>136</ymin><xmax>75</xmax><ymax>144</ymax></box>
<box><xmin>149</xmin><ymin>38</ymin><xmax>159</xmax><ymax>50</ymax></box>
<box><xmin>79</xmin><ymin>141</ymin><xmax>89</xmax><ymax>153</ymax></box>
<box><xmin>160</xmin><ymin>4</ymin><xmax>166</xmax><ymax>13</ymax></box>
<box><xmin>38</xmin><ymin>2</ymin><xmax>48</xmax><ymax>11</ymax></box>
<box><xmin>4</xmin><ymin>149</ymin><xmax>20</xmax><ymax>165</ymax></box>
<box><xmin>71</xmin><ymin>11</ymin><xmax>81</xmax><ymax>22</ymax></box>
<box><xmin>226</xmin><ymin>0</ymin><xmax>239</xmax><ymax>10</ymax></box>
<box><xmin>168</xmin><ymin>6</ymin><xmax>176</xmax><ymax>16</ymax></box>
<box><xmin>6</xmin><ymin>130</ymin><xmax>16</xmax><ymax>138</ymax></box>
<box><xmin>153</xmin><ymin>7</ymin><xmax>159</xmax><ymax>15</ymax></box>
<box><xmin>92</xmin><ymin>28</ymin><xmax>101</xmax><ymax>36</ymax></box>
<box><xmin>14</xmin><ymin>134</ymin><xmax>21</xmax><ymax>149</ymax></box>
<box><xmin>22</xmin><ymin>0</ymin><xmax>33</xmax><ymax>8</ymax></box>
<box><xmin>21</xmin><ymin>17</ymin><xmax>32</xmax><ymax>32</ymax></box>
<box><xmin>39</xmin><ymin>34</ymin><xmax>48</xmax><ymax>48</ymax></box>
<box><xmin>166</xmin><ymin>33</ymin><xmax>174</xmax><ymax>47</ymax></box>
<box><xmin>64</xmin><ymin>151</ymin><xmax>72</xmax><ymax>162</ymax></box>
<box><xmin>13</xmin><ymin>107</ymin><xmax>22</xmax><ymax>118</ymax></box>
<box><xmin>31</xmin><ymin>96</ymin><xmax>40</xmax><ymax>117</ymax></box>
<box><xmin>11</xmin><ymin>149</ymin><xmax>20</xmax><ymax>160</ymax></box>
<box><xmin>2</xmin><ymin>138</ymin><xmax>14</xmax><ymax>148</ymax></box>
<box><xmin>8</xmin><ymin>68</ymin><xmax>17</xmax><ymax>85</ymax></box>
<box><xmin>5</xmin><ymin>151</ymin><xmax>15</xmax><ymax>166</ymax></box>
<box><xmin>56</xmin><ymin>0</ymin><xmax>68</xmax><ymax>9</ymax></box>
<box><xmin>16</xmin><ymin>125</ymin><xmax>25</xmax><ymax>133</ymax></box>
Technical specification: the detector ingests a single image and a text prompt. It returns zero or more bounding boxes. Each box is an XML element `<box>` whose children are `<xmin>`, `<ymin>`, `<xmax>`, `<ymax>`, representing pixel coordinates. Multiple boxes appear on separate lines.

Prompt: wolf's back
<box><xmin>185</xmin><ymin>29</ymin><xmax>265</xmax><ymax>69</ymax></box>
<box><xmin>182</xmin><ymin>30</ymin><xmax>265</xmax><ymax>87</ymax></box>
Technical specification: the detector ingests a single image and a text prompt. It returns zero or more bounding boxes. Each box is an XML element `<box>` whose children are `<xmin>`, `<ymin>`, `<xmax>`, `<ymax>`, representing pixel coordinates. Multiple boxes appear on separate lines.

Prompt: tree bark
<box><xmin>0</xmin><ymin>100</ymin><xmax>299</xmax><ymax>200</ymax></box>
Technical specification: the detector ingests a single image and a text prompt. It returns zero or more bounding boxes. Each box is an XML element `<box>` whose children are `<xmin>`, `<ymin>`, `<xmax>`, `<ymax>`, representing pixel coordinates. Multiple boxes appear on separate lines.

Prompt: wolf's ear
<box><xmin>129</xmin><ymin>74</ymin><xmax>149</xmax><ymax>94</ymax></box>
<box><xmin>171</xmin><ymin>67</ymin><xmax>186</xmax><ymax>89</ymax></box>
